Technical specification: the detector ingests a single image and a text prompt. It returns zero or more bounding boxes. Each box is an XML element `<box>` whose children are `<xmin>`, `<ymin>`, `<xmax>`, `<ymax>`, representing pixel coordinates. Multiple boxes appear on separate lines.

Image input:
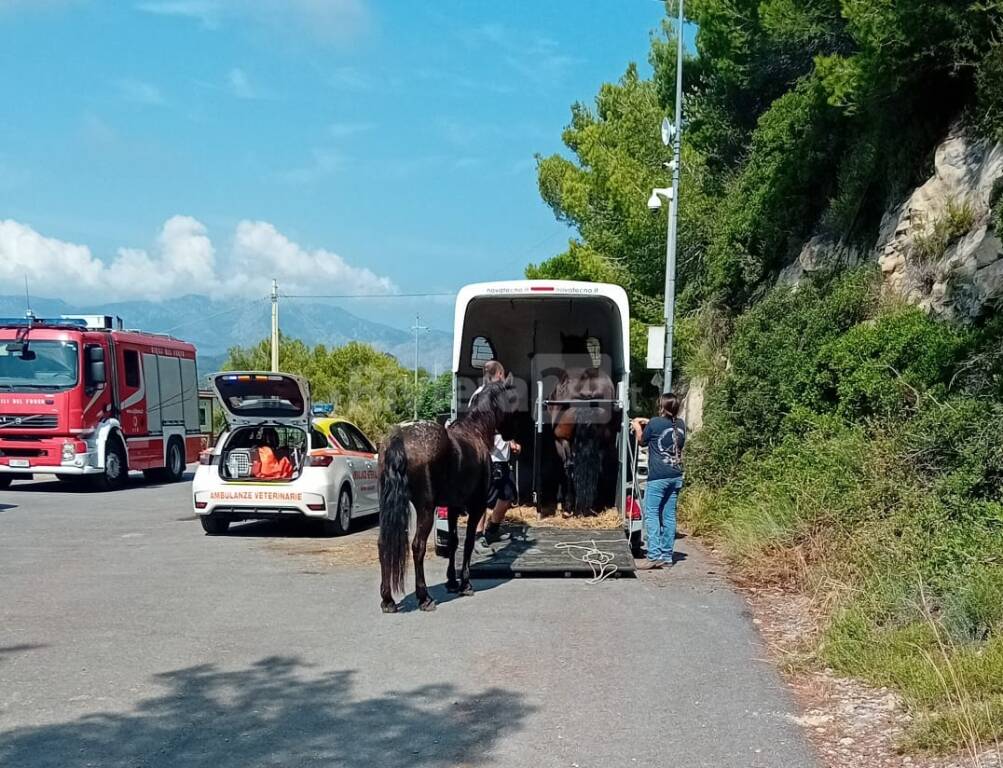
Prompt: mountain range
<box><xmin>0</xmin><ymin>295</ymin><xmax>453</xmax><ymax>375</ymax></box>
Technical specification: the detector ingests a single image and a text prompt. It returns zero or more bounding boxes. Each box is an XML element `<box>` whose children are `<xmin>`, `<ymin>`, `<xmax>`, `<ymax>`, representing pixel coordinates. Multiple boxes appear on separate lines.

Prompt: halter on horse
<box><xmin>546</xmin><ymin>333</ymin><xmax>617</xmax><ymax>517</ymax></box>
<box><xmin>377</xmin><ymin>378</ymin><xmax>519</xmax><ymax>613</ymax></box>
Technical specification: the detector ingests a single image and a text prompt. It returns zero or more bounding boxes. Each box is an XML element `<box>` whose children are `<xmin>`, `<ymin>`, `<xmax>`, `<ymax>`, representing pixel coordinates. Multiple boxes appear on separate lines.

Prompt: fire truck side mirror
<box><xmin>85</xmin><ymin>345</ymin><xmax>107</xmax><ymax>388</ymax></box>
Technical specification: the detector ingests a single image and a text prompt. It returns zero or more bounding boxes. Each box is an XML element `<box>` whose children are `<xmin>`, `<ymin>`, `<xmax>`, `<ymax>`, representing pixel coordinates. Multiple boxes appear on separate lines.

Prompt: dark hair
<box><xmin>659</xmin><ymin>393</ymin><xmax>680</xmax><ymax>418</ymax></box>
<box><xmin>483</xmin><ymin>359</ymin><xmax>505</xmax><ymax>382</ymax></box>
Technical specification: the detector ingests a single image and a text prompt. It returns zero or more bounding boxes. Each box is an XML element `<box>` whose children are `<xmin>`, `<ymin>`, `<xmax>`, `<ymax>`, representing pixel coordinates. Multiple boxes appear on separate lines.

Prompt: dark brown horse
<box><xmin>547</xmin><ymin>333</ymin><xmax>617</xmax><ymax>516</ymax></box>
<box><xmin>377</xmin><ymin>378</ymin><xmax>518</xmax><ymax>613</ymax></box>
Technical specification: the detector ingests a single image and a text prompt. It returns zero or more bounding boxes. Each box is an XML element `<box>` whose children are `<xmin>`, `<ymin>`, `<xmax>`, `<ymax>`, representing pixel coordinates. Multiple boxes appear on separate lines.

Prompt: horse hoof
<box><xmin>381</xmin><ymin>601</ymin><xmax>399</xmax><ymax>614</ymax></box>
<box><xmin>419</xmin><ymin>598</ymin><xmax>437</xmax><ymax>612</ymax></box>
<box><xmin>460</xmin><ymin>584</ymin><xmax>476</xmax><ymax>597</ymax></box>
<box><xmin>446</xmin><ymin>581</ymin><xmax>461</xmax><ymax>593</ymax></box>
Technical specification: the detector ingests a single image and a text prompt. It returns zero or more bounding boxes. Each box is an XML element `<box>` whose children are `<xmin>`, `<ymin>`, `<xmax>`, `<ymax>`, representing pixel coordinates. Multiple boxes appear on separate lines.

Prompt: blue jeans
<box><xmin>643</xmin><ymin>476</ymin><xmax>683</xmax><ymax>562</ymax></box>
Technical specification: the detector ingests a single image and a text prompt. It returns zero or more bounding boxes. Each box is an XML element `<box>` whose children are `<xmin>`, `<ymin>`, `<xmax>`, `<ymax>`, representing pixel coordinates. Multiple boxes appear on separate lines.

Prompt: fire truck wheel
<box><xmin>91</xmin><ymin>438</ymin><xmax>128</xmax><ymax>492</ymax></box>
<box><xmin>144</xmin><ymin>438</ymin><xmax>185</xmax><ymax>484</ymax></box>
<box><xmin>0</xmin><ymin>476</ymin><xmax>11</xmax><ymax>490</ymax></box>
<box><xmin>200</xmin><ymin>515</ymin><xmax>230</xmax><ymax>535</ymax></box>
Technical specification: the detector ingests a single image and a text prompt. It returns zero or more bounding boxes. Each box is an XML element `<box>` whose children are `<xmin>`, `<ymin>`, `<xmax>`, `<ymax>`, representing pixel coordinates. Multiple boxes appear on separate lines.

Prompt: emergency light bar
<box><xmin>312</xmin><ymin>403</ymin><xmax>334</xmax><ymax>415</ymax></box>
<box><xmin>0</xmin><ymin>316</ymin><xmax>88</xmax><ymax>329</ymax></box>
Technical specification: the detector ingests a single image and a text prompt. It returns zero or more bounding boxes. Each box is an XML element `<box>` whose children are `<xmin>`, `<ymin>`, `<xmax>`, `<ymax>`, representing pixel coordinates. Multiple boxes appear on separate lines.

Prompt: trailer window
<box><xmin>470</xmin><ymin>336</ymin><xmax>495</xmax><ymax>369</ymax></box>
<box><xmin>586</xmin><ymin>337</ymin><xmax>602</xmax><ymax>367</ymax></box>
<box><xmin>123</xmin><ymin>350</ymin><xmax>141</xmax><ymax>388</ymax></box>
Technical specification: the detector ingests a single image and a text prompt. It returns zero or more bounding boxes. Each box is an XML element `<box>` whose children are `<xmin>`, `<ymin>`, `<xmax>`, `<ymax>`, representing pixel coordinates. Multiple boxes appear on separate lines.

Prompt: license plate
<box><xmin>8</xmin><ymin>459</ymin><xmax>29</xmax><ymax>468</ymax></box>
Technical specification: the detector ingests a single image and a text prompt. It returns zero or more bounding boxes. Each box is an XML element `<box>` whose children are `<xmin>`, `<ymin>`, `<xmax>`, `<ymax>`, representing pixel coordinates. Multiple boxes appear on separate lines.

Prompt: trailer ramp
<box><xmin>461</xmin><ymin>525</ymin><xmax>636</xmax><ymax>580</ymax></box>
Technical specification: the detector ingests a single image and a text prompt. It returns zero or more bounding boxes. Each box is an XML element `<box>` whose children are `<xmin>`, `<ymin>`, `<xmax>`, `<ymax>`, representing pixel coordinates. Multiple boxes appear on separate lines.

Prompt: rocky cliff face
<box><xmin>876</xmin><ymin>126</ymin><xmax>1003</xmax><ymax>319</ymax></box>
<box><xmin>779</xmin><ymin>125</ymin><xmax>1003</xmax><ymax>320</ymax></box>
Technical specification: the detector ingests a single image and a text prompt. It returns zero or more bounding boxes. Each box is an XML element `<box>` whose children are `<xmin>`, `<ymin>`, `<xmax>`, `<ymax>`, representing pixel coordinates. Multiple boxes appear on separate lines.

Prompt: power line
<box><xmin>160</xmin><ymin>297</ymin><xmax>269</xmax><ymax>334</ymax></box>
<box><xmin>279</xmin><ymin>291</ymin><xmax>456</xmax><ymax>300</ymax></box>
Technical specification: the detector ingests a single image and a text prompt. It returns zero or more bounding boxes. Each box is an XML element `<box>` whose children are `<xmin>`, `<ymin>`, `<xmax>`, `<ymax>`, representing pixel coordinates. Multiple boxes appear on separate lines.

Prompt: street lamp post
<box><xmin>411</xmin><ymin>314</ymin><xmax>428</xmax><ymax>421</ymax></box>
<box><xmin>660</xmin><ymin>0</ymin><xmax>685</xmax><ymax>394</ymax></box>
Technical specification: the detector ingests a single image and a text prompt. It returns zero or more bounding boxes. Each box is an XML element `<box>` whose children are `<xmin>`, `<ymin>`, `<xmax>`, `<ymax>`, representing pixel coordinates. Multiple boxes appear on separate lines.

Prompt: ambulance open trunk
<box><xmin>210</xmin><ymin>373</ymin><xmax>310</xmax><ymax>483</ymax></box>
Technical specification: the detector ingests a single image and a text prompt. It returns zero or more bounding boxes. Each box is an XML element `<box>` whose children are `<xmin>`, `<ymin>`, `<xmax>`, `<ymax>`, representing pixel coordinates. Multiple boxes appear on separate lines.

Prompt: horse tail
<box><xmin>572</xmin><ymin>409</ymin><xmax>601</xmax><ymax>515</ymax></box>
<box><xmin>378</xmin><ymin>431</ymin><xmax>410</xmax><ymax>596</ymax></box>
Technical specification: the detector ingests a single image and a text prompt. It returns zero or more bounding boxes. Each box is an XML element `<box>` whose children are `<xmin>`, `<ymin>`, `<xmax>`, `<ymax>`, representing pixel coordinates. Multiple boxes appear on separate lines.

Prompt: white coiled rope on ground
<box><xmin>554</xmin><ymin>539</ymin><xmax>625</xmax><ymax>584</ymax></box>
<box><xmin>550</xmin><ymin>434</ymin><xmax>646</xmax><ymax>584</ymax></box>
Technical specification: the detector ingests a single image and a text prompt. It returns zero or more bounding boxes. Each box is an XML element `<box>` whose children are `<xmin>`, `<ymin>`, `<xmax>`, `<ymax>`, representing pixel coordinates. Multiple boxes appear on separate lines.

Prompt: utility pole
<box><xmin>270</xmin><ymin>279</ymin><xmax>279</xmax><ymax>372</ymax></box>
<box><xmin>662</xmin><ymin>0</ymin><xmax>684</xmax><ymax>394</ymax></box>
<box><xmin>411</xmin><ymin>314</ymin><xmax>428</xmax><ymax>421</ymax></box>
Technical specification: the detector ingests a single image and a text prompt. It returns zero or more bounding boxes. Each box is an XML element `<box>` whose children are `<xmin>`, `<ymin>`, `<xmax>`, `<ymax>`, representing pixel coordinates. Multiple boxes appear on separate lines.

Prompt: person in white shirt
<box><xmin>470</xmin><ymin>360</ymin><xmax>521</xmax><ymax>552</ymax></box>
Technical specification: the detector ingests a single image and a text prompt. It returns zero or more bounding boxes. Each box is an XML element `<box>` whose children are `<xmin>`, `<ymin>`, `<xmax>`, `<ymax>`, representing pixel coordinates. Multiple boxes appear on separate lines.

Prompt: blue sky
<box><xmin>0</xmin><ymin>0</ymin><xmax>669</xmax><ymax>332</ymax></box>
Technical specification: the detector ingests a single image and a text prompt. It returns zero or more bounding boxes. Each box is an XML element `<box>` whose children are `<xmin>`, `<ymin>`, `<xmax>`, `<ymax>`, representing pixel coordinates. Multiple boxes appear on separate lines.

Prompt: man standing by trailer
<box><xmin>470</xmin><ymin>360</ymin><xmax>521</xmax><ymax>553</ymax></box>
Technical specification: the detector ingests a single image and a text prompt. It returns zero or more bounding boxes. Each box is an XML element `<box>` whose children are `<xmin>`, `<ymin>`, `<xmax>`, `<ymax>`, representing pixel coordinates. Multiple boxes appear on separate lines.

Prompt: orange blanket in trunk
<box><xmin>252</xmin><ymin>446</ymin><xmax>293</xmax><ymax>479</ymax></box>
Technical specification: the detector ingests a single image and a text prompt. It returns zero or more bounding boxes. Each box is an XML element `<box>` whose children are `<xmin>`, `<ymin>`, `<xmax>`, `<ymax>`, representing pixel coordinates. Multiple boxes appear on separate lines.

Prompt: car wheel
<box><xmin>0</xmin><ymin>476</ymin><xmax>11</xmax><ymax>490</ymax></box>
<box><xmin>323</xmin><ymin>487</ymin><xmax>353</xmax><ymax>536</ymax></box>
<box><xmin>144</xmin><ymin>438</ymin><xmax>186</xmax><ymax>483</ymax></box>
<box><xmin>90</xmin><ymin>438</ymin><xmax>128</xmax><ymax>491</ymax></box>
<box><xmin>200</xmin><ymin>515</ymin><xmax>230</xmax><ymax>535</ymax></box>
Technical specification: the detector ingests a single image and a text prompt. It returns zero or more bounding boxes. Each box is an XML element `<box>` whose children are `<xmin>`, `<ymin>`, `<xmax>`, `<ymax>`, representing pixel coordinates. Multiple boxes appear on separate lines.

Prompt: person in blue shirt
<box><xmin>631</xmin><ymin>392</ymin><xmax>686</xmax><ymax>570</ymax></box>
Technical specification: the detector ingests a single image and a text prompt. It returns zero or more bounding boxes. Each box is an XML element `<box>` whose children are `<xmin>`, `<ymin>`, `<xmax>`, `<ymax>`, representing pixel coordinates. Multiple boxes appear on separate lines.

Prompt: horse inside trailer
<box><xmin>450</xmin><ymin>281</ymin><xmax>634</xmax><ymax>533</ymax></box>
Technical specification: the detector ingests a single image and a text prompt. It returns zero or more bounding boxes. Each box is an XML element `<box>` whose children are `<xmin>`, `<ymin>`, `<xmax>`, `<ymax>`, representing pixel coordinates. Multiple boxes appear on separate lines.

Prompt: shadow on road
<box><xmin>3</xmin><ymin>471</ymin><xmax>196</xmax><ymax>494</ymax></box>
<box><xmin>222</xmin><ymin>516</ymin><xmax>380</xmax><ymax>539</ymax></box>
<box><xmin>0</xmin><ymin>656</ymin><xmax>534</xmax><ymax>768</ymax></box>
<box><xmin>0</xmin><ymin>643</ymin><xmax>46</xmax><ymax>659</ymax></box>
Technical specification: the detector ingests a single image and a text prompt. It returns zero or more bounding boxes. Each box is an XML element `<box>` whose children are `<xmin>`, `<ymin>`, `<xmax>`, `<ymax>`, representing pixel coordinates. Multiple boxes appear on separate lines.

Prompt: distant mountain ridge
<box><xmin>0</xmin><ymin>294</ymin><xmax>452</xmax><ymax>374</ymax></box>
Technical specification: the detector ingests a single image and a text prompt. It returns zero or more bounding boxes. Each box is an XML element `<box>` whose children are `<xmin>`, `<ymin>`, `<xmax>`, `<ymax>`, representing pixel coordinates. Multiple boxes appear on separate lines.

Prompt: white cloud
<box><xmin>328</xmin><ymin>121</ymin><xmax>371</xmax><ymax>138</ymax></box>
<box><xmin>277</xmin><ymin>148</ymin><xmax>342</xmax><ymax>185</ymax></box>
<box><xmin>460</xmin><ymin>22</ymin><xmax>579</xmax><ymax>89</ymax></box>
<box><xmin>226</xmin><ymin>67</ymin><xmax>258</xmax><ymax>99</ymax></box>
<box><xmin>0</xmin><ymin>216</ymin><xmax>395</xmax><ymax>303</ymax></box>
<box><xmin>134</xmin><ymin>1</ymin><xmax>224</xmax><ymax>28</ymax></box>
<box><xmin>117</xmin><ymin>78</ymin><xmax>166</xmax><ymax>106</ymax></box>
<box><xmin>228</xmin><ymin>220</ymin><xmax>394</xmax><ymax>297</ymax></box>
<box><xmin>0</xmin><ymin>0</ymin><xmax>79</xmax><ymax>12</ymax></box>
<box><xmin>135</xmin><ymin>0</ymin><xmax>369</xmax><ymax>43</ymax></box>
<box><xmin>328</xmin><ymin>66</ymin><xmax>371</xmax><ymax>92</ymax></box>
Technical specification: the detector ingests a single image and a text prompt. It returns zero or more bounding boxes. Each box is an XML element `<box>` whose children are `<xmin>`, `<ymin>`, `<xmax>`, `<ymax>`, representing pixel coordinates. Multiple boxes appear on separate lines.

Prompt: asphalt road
<box><xmin>0</xmin><ymin>473</ymin><xmax>817</xmax><ymax>768</ymax></box>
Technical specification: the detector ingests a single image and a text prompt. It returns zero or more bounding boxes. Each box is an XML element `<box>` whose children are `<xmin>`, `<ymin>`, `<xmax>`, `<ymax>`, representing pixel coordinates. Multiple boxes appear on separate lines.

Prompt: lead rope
<box><xmin>553</xmin><ymin>539</ymin><xmax>624</xmax><ymax>584</ymax></box>
<box><xmin>550</xmin><ymin>425</ymin><xmax>640</xmax><ymax>584</ymax></box>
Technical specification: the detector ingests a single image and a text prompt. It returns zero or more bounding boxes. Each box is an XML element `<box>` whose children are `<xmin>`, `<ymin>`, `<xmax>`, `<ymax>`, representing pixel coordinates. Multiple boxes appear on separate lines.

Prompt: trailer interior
<box><xmin>454</xmin><ymin>293</ymin><xmax>629</xmax><ymax>512</ymax></box>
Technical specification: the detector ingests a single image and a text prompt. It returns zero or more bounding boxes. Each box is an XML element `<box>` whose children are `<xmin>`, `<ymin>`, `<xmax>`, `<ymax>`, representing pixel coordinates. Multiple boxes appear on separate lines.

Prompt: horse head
<box><xmin>559</xmin><ymin>330</ymin><xmax>590</xmax><ymax>355</ymax></box>
<box><xmin>471</xmin><ymin>375</ymin><xmax>520</xmax><ymax>440</ymax></box>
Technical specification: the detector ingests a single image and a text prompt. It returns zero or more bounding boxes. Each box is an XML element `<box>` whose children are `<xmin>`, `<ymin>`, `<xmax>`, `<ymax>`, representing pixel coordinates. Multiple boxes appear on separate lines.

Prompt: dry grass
<box><xmin>503</xmin><ymin>505</ymin><xmax>624</xmax><ymax>529</ymax></box>
<box><xmin>265</xmin><ymin>534</ymin><xmax>381</xmax><ymax>568</ymax></box>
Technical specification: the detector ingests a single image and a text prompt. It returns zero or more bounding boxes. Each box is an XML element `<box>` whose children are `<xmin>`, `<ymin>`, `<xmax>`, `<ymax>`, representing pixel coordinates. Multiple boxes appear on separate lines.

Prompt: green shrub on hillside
<box><xmin>813</xmin><ymin>309</ymin><xmax>969</xmax><ymax>419</ymax></box>
<box><xmin>689</xmin><ymin>268</ymin><xmax>878</xmax><ymax>484</ymax></box>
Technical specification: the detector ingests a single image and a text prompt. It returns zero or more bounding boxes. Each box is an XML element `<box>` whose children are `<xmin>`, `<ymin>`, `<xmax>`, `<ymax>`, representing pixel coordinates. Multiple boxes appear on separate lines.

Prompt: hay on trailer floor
<box><xmin>501</xmin><ymin>505</ymin><xmax>624</xmax><ymax>530</ymax></box>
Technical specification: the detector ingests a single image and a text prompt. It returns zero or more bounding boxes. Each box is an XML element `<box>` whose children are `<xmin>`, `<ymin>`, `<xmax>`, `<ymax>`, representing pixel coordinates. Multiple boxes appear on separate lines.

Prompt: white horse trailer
<box><xmin>436</xmin><ymin>280</ymin><xmax>642</xmax><ymax>553</ymax></box>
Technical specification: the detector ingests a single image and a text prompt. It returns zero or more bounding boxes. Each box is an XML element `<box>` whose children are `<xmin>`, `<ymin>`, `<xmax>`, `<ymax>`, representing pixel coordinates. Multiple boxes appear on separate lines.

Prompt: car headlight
<box><xmin>61</xmin><ymin>443</ymin><xmax>76</xmax><ymax>461</ymax></box>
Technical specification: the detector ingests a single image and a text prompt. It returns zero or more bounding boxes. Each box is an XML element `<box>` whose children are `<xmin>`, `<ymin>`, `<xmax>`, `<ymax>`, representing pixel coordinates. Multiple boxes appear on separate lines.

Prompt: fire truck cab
<box><xmin>0</xmin><ymin>315</ymin><xmax>204</xmax><ymax>490</ymax></box>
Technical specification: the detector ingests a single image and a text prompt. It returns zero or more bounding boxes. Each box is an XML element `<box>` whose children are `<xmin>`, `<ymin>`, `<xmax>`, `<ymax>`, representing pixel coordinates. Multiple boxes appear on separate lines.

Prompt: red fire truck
<box><xmin>0</xmin><ymin>314</ymin><xmax>204</xmax><ymax>490</ymax></box>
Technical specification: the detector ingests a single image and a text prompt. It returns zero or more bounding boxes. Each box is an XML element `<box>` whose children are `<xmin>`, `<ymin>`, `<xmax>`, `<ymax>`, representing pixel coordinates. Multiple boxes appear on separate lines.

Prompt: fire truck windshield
<box><xmin>0</xmin><ymin>340</ymin><xmax>79</xmax><ymax>391</ymax></box>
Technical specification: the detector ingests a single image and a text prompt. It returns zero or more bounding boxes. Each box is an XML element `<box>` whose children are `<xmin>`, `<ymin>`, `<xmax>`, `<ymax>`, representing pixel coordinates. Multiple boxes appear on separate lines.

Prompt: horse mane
<box><xmin>450</xmin><ymin>380</ymin><xmax>506</xmax><ymax>444</ymax></box>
